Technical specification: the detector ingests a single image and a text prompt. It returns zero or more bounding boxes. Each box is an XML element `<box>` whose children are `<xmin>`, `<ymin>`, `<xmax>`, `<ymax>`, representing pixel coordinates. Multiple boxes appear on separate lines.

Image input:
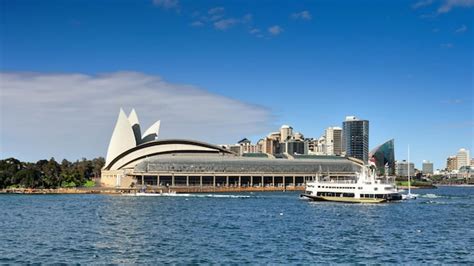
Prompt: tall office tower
<box><xmin>342</xmin><ymin>116</ymin><xmax>369</xmax><ymax>163</ymax></box>
<box><xmin>456</xmin><ymin>148</ymin><xmax>470</xmax><ymax>169</ymax></box>
<box><xmin>422</xmin><ymin>160</ymin><xmax>434</xmax><ymax>175</ymax></box>
<box><xmin>325</xmin><ymin>127</ymin><xmax>342</xmax><ymax>155</ymax></box>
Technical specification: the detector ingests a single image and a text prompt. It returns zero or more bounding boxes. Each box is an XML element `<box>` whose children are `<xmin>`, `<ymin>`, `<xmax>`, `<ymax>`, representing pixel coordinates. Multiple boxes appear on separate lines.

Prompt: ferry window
<box><xmin>374</xmin><ymin>188</ymin><xmax>378</xmax><ymax>191</ymax></box>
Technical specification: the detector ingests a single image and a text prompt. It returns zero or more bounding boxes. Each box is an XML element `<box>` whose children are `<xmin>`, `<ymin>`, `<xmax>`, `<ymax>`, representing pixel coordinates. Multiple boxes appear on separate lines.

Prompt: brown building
<box><xmin>447</xmin><ymin>156</ymin><xmax>457</xmax><ymax>172</ymax></box>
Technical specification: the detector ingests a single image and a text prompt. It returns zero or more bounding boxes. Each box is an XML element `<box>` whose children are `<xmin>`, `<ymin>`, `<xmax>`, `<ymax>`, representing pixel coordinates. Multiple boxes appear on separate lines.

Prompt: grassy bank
<box><xmin>396</xmin><ymin>180</ymin><xmax>436</xmax><ymax>188</ymax></box>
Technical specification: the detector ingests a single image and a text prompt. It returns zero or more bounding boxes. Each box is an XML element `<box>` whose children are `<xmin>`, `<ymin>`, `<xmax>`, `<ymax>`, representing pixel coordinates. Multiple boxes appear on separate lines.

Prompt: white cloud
<box><xmin>249</xmin><ymin>28</ymin><xmax>264</xmax><ymax>38</ymax></box>
<box><xmin>242</xmin><ymin>13</ymin><xmax>252</xmax><ymax>23</ymax></box>
<box><xmin>249</xmin><ymin>28</ymin><xmax>260</xmax><ymax>34</ymax></box>
<box><xmin>208</xmin><ymin>7</ymin><xmax>225</xmax><ymax>15</ymax></box>
<box><xmin>152</xmin><ymin>0</ymin><xmax>179</xmax><ymax>10</ymax></box>
<box><xmin>0</xmin><ymin>71</ymin><xmax>273</xmax><ymax>161</ymax></box>
<box><xmin>419</xmin><ymin>13</ymin><xmax>437</xmax><ymax>18</ymax></box>
<box><xmin>212</xmin><ymin>14</ymin><xmax>252</xmax><ymax>31</ymax></box>
<box><xmin>441</xmin><ymin>99</ymin><xmax>464</xmax><ymax>104</ymax></box>
<box><xmin>214</xmin><ymin>18</ymin><xmax>239</xmax><ymax>30</ymax></box>
<box><xmin>268</xmin><ymin>25</ymin><xmax>283</xmax><ymax>35</ymax></box>
<box><xmin>412</xmin><ymin>0</ymin><xmax>434</xmax><ymax>9</ymax></box>
<box><xmin>455</xmin><ymin>24</ymin><xmax>468</xmax><ymax>33</ymax></box>
<box><xmin>438</xmin><ymin>0</ymin><xmax>474</xmax><ymax>13</ymax></box>
<box><xmin>209</xmin><ymin>14</ymin><xmax>225</xmax><ymax>21</ymax></box>
<box><xmin>190</xmin><ymin>21</ymin><xmax>204</xmax><ymax>27</ymax></box>
<box><xmin>291</xmin><ymin>10</ymin><xmax>312</xmax><ymax>20</ymax></box>
<box><xmin>440</xmin><ymin>43</ymin><xmax>454</xmax><ymax>48</ymax></box>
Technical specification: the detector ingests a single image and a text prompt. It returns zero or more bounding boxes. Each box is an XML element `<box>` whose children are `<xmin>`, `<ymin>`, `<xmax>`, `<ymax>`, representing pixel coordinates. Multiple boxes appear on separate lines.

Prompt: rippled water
<box><xmin>1</xmin><ymin>187</ymin><xmax>473</xmax><ymax>263</ymax></box>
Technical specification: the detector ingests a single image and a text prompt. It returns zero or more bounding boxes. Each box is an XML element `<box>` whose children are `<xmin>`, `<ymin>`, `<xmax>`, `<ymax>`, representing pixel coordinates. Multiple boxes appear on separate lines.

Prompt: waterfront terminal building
<box><xmin>101</xmin><ymin>109</ymin><xmax>364</xmax><ymax>190</ymax></box>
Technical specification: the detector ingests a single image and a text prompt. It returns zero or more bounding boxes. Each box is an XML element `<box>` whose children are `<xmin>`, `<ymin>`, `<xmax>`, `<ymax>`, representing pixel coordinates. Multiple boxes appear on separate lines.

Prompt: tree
<box><xmin>13</xmin><ymin>168</ymin><xmax>42</xmax><ymax>188</ymax></box>
<box><xmin>41</xmin><ymin>158</ymin><xmax>61</xmax><ymax>188</ymax></box>
<box><xmin>0</xmin><ymin>158</ymin><xmax>23</xmax><ymax>188</ymax></box>
<box><xmin>91</xmin><ymin>157</ymin><xmax>105</xmax><ymax>178</ymax></box>
<box><xmin>1</xmin><ymin>156</ymin><xmax>105</xmax><ymax>188</ymax></box>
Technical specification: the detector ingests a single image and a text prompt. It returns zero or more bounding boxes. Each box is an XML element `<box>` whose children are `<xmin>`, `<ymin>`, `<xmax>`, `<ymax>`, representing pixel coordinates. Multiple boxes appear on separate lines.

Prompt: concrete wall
<box><xmin>101</xmin><ymin>169</ymin><xmax>135</xmax><ymax>188</ymax></box>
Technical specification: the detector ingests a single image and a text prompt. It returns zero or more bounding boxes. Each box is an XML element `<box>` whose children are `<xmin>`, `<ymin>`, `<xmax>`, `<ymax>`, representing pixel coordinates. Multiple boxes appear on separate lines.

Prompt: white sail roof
<box><xmin>105</xmin><ymin>108</ymin><xmax>137</xmax><ymax>166</ymax></box>
<box><xmin>142</xmin><ymin>120</ymin><xmax>161</xmax><ymax>142</ymax></box>
<box><xmin>128</xmin><ymin>108</ymin><xmax>140</xmax><ymax>127</ymax></box>
<box><xmin>128</xmin><ymin>108</ymin><xmax>142</xmax><ymax>145</ymax></box>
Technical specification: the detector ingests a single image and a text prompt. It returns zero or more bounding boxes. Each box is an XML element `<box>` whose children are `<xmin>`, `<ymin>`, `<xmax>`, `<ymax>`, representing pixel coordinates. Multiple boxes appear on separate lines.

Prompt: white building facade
<box><xmin>457</xmin><ymin>148</ymin><xmax>470</xmax><ymax>169</ymax></box>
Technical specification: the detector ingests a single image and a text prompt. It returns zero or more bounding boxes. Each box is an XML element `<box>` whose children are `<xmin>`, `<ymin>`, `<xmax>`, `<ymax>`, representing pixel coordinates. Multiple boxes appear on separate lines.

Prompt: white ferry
<box><xmin>301</xmin><ymin>166</ymin><xmax>402</xmax><ymax>203</ymax></box>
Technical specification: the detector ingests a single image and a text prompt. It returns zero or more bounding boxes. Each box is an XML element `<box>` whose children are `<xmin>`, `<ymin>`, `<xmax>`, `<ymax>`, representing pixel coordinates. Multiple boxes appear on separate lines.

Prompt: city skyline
<box><xmin>1</xmin><ymin>0</ymin><xmax>472</xmax><ymax>170</ymax></box>
<box><xmin>228</xmin><ymin>121</ymin><xmax>471</xmax><ymax>171</ymax></box>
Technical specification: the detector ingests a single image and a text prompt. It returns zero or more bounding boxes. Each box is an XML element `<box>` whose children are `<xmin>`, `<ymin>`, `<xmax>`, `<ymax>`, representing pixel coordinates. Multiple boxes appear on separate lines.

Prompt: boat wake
<box><xmin>123</xmin><ymin>193</ymin><xmax>251</xmax><ymax>198</ymax></box>
<box><xmin>421</xmin><ymin>193</ymin><xmax>441</xmax><ymax>199</ymax></box>
<box><xmin>402</xmin><ymin>193</ymin><xmax>419</xmax><ymax>200</ymax></box>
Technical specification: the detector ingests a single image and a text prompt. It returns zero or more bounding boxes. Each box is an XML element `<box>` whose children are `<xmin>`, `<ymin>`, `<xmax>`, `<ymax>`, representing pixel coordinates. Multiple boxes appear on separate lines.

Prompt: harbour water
<box><xmin>1</xmin><ymin>187</ymin><xmax>473</xmax><ymax>264</ymax></box>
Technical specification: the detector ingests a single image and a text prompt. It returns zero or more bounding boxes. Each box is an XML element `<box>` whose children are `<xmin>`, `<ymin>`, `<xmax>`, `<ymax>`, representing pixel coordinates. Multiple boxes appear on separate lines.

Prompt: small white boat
<box><xmin>402</xmin><ymin>145</ymin><xmax>417</xmax><ymax>201</ymax></box>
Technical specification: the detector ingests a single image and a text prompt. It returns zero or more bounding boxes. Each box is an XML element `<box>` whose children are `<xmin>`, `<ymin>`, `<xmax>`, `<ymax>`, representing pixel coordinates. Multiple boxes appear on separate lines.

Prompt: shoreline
<box><xmin>3</xmin><ymin>184</ymin><xmax>474</xmax><ymax>195</ymax></box>
<box><xmin>397</xmin><ymin>185</ymin><xmax>437</xmax><ymax>189</ymax></box>
<box><xmin>0</xmin><ymin>186</ymin><xmax>305</xmax><ymax>195</ymax></box>
<box><xmin>434</xmin><ymin>184</ymin><xmax>474</xmax><ymax>187</ymax></box>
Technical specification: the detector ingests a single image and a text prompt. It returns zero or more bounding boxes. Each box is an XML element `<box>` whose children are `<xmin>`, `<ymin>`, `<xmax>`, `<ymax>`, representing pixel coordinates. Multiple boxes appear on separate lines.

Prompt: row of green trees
<box><xmin>0</xmin><ymin>157</ymin><xmax>105</xmax><ymax>189</ymax></box>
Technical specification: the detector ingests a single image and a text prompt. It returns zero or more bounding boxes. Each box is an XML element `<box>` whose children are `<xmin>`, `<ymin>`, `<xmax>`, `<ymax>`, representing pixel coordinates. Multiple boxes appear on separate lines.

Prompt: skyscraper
<box><xmin>325</xmin><ymin>127</ymin><xmax>342</xmax><ymax>155</ymax></box>
<box><xmin>343</xmin><ymin>116</ymin><xmax>369</xmax><ymax>163</ymax></box>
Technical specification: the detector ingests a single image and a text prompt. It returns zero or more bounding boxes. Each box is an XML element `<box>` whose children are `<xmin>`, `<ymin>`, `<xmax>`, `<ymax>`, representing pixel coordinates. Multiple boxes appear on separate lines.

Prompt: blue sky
<box><xmin>0</xmin><ymin>0</ymin><xmax>472</xmax><ymax>169</ymax></box>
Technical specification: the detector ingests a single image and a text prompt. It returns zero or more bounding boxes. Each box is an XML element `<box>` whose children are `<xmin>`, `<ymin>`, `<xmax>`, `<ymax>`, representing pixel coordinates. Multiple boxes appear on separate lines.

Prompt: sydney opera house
<box><xmin>101</xmin><ymin>109</ymin><xmax>364</xmax><ymax>189</ymax></box>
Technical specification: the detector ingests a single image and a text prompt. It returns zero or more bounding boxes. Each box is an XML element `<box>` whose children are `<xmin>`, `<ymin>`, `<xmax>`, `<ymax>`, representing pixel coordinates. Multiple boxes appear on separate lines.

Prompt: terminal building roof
<box><xmin>134</xmin><ymin>154</ymin><xmax>362</xmax><ymax>174</ymax></box>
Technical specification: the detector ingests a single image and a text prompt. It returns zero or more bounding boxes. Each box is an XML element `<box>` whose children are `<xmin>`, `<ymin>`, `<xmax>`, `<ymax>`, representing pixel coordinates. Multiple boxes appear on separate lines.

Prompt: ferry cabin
<box><xmin>303</xmin><ymin>174</ymin><xmax>402</xmax><ymax>203</ymax></box>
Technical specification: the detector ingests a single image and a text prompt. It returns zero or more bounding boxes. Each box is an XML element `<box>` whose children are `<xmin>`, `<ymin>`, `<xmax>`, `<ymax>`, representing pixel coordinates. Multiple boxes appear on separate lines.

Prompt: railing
<box><xmin>315</xmin><ymin>179</ymin><xmax>358</xmax><ymax>184</ymax></box>
<box><xmin>374</xmin><ymin>178</ymin><xmax>396</xmax><ymax>185</ymax></box>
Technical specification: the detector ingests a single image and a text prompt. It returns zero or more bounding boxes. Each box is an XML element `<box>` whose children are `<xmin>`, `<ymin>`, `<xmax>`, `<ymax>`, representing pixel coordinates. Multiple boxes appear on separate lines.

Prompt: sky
<box><xmin>0</xmin><ymin>0</ymin><xmax>473</xmax><ymax>170</ymax></box>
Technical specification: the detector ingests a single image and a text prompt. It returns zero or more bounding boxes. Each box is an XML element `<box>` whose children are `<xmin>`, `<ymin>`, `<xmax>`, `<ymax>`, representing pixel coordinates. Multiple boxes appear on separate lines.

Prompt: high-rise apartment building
<box><xmin>422</xmin><ymin>160</ymin><xmax>434</xmax><ymax>175</ymax></box>
<box><xmin>447</xmin><ymin>156</ymin><xmax>457</xmax><ymax>172</ymax></box>
<box><xmin>342</xmin><ymin>116</ymin><xmax>369</xmax><ymax>163</ymax></box>
<box><xmin>325</xmin><ymin>127</ymin><xmax>342</xmax><ymax>155</ymax></box>
<box><xmin>456</xmin><ymin>148</ymin><xmax>470</xmax><ymax>169</ymax></box>
<box><xmin>395</xmin><ymin>160</ymin><xmax>415</xmax><ymax>177</ymax></box>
